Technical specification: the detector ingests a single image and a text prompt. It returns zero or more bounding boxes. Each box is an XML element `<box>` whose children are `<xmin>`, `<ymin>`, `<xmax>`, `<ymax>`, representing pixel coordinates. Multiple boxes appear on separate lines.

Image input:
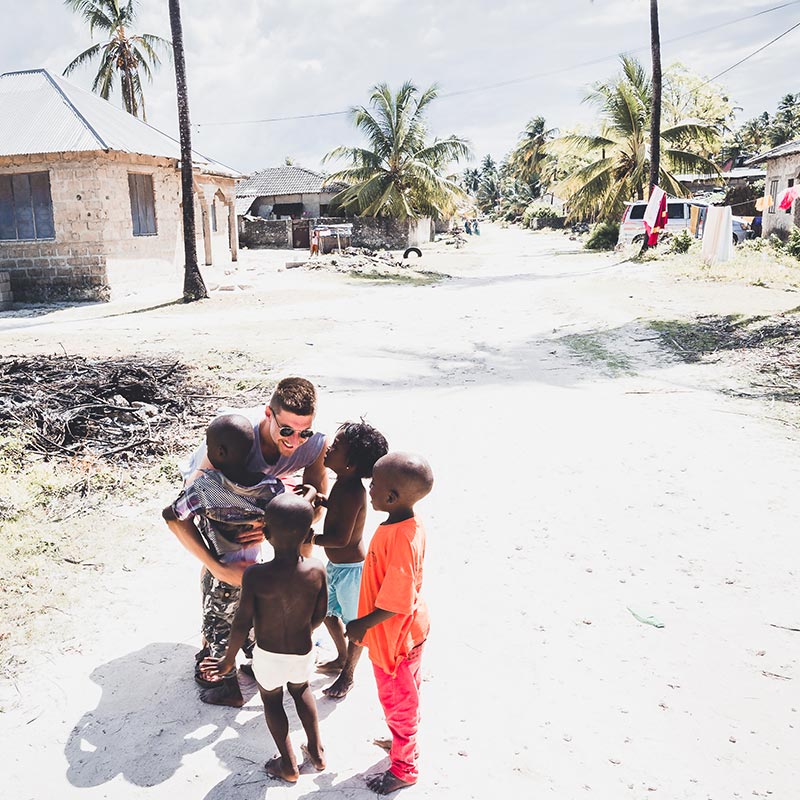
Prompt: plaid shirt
<box><xmin>172</xmin><ymin>469</ymin><xmax>283</xmax><ymax>559</ymax></box>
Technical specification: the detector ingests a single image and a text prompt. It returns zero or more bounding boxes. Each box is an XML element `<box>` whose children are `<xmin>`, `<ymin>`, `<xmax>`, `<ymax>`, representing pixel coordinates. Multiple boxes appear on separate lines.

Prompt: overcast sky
<box><xmin>2</xmin><ymin>0</ymin><xmax>799</xmax><ymax>175</ymax></box>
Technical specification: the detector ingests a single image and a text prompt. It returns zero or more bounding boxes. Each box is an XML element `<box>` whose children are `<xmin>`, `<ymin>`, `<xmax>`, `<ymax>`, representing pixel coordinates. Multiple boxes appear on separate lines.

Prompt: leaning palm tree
<box><xmin>63</xmin><ymin>0</ymin><xmax>171</xmax><ymax>120</ymax></box>
<box><xmin>556</xmin><ymin>56</ymin><xmax>720</xmax><ymax>222</ymax></box>
<box><xmin>324</xmin><ymin>82</ymin><xmax>472</xmax><ymax>219</ymax></box>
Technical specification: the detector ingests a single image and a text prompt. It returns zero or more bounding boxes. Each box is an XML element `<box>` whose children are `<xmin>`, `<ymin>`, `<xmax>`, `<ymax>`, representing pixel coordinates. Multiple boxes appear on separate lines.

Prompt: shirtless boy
<box><xmin>309</xmin><ymin>422</ymin><xmax>388</xmax><ymax>699</ymax></box>
<box><xmin>202</xmin><ymin>493</ymin><xmax>327</xmax><ymax>783</ymax></box>
<box><xmin>346</xmin><ymin>452</ymin><xmax>433</xmax><ymax>794</ymax></box>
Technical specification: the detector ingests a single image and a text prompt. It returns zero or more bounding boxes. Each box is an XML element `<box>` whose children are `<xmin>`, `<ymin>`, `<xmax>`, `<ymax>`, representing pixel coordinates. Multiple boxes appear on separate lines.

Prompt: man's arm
<box><xmin>346</xmin><ymin>608</ymin><xmax>396</xmax><ymax>644</ymax></box>
<box><xmin>162</xmin><ymin>506</ymin><xmax>249</xmax><ymax>587</ymax></box>
<box><xmin>301</xmin><ymin>439</ymin><xmax>329</xmax><ymax>523</ymax></box>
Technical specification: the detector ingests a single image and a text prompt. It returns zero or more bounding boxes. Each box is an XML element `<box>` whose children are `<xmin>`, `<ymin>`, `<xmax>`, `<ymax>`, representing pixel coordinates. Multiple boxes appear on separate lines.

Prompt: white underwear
<box><xmin>252</xmin><ymin>646</ymin><xmax>315</xmax><ymax>691</ymax></box>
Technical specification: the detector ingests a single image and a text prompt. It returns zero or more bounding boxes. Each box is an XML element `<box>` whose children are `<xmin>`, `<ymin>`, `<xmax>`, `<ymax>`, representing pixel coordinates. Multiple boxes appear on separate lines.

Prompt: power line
<box><xmin>703</xmin><ymin>19</ymin><xmax>800</xmax><ymax>85</ymax></box>
<box><xmin>196</xmin><ymin>1</ymin><xmax>800</xmax><ymax>128</ymax></box>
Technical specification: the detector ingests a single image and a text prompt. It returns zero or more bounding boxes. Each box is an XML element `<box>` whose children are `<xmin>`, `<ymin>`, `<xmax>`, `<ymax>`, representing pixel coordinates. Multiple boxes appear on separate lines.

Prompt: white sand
<box><xmin>1</xmin><ymin>224</ymin><xmax>798</xmax><ymax>799</ymax></box>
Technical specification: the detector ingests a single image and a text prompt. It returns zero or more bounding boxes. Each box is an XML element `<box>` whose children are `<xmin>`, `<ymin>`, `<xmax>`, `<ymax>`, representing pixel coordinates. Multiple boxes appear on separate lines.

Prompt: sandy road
<box><xmin>2</xmin><ymin>224</ymin><xmax>799</xmax><ymax>799</ymax></box>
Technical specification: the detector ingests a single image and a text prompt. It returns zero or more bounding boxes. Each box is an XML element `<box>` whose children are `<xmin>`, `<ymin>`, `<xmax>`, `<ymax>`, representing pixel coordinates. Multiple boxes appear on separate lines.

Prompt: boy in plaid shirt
<box><xmin>163</xmin><ymin>414</ymin><xmax>283</xmax><ymax>707</ymax></box>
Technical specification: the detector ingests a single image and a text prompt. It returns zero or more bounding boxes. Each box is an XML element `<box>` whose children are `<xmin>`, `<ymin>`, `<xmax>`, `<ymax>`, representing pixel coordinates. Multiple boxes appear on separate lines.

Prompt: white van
<box><xmin>618</xmin><ymin>199</ymin><xmax>753</xmax><ymax>245</ymax></box>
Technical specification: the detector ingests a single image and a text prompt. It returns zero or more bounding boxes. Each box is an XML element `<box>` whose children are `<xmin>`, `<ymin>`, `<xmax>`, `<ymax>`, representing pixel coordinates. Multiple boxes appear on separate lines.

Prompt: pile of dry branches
<box><xmin>652</xmin><ymin>312</ymin><xmax>800</xmax><ymax>404</ymax></box>
<box><xmin>0</xmin><ymin>355</ymin><xmax>218</xmax><ymax>463</ymax></box>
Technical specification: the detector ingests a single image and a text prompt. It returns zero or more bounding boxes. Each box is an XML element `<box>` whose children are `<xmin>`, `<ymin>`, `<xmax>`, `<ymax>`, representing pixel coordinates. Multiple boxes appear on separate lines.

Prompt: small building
<box><xmin>746</xmin><ymin>140</ymin><xmax>800</xmax><ymax>239</ymax></box>
<box><xmin>235</xmin><ymin>166</ymin><xmax>346</xmax><ymax>220</ymax></box>
<box><xmin>0</xmin><ymin>68</ymin><xmax>241</xmax><ymax>302</ymax></box>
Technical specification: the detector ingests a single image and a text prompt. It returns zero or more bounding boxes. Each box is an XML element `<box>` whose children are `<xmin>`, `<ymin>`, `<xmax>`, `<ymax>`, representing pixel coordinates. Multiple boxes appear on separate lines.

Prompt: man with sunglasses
<box><xmin>170</xmin><ymin>377</ymin><xmax>328</xmax><ymax>706</ymax></box>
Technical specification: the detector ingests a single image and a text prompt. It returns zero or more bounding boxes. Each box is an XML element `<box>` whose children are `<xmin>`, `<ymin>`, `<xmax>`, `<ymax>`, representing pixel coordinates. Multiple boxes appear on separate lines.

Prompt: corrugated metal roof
<box><xmin>0</xmin><ymin>68</ymin><xmax>240</xmax><ymax>178</ymax></box>
<box><xmin>745</xmin><ymin>139</ymin><xmax>800</xmax><ymax>166</ymax></box>
<box><xmin>236</xmin><ymin>165</ymin><xmax>346</xmax><ymax>197</ymax></box>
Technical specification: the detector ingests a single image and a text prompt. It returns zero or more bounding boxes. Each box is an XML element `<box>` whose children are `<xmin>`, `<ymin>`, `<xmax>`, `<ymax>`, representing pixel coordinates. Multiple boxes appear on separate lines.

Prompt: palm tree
<box><xmin>324</xmin><ymin>82</ymin><xmax>472</xmax><ymax>219</ymax></box>
<box><xmin>63</xmin><ymin>0</ymin><xmax>170</xmax><ymax>121</ymax></box>
<box><xmin>508</xmin><ymin>116</ymin><xmax>558</xmax><ymax>189</ymax></box>
<box><xmin>556</xmin><ymin>56</ymin><xmax>720</xmax><ymax>222</ymax></box>
<box><xmin>168</xmin><ymin>0</ymin><xmax>205</xmax><ymax>302</ymax></box>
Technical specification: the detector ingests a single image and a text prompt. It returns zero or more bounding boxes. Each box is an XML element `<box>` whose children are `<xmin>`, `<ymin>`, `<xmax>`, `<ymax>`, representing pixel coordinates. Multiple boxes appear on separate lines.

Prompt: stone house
<box><xmin>235</xmin><ymin>166</ymin><xmax>346</xmax><ymax>220</ymax></box>
<box><xmin>0</xmin><ymin>69</ymin><xmax>241</xmax><ymax>302</ymax></box>
<box><xmin>747</xmin><ymin>140</ymin><xmax>800</xmax><ymax>239</ymax></box>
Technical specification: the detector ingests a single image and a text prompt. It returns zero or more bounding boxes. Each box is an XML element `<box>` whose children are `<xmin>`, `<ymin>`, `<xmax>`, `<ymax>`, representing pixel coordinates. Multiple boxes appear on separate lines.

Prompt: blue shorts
<box><xmin>326</xmin><ymin>561</ymin><xmax>362</xmax><ymax>624</ymax></box>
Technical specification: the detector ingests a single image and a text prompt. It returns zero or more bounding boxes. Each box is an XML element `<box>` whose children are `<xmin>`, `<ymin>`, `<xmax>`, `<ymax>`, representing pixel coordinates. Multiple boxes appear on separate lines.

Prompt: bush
<box><xmin>585</xmin><ymin>222</ymin><xmax>619</xmax><ymax>251</ymax></box>
<box><xmin>786</xmin><ymin>228</ymin><xmax>800</xmax><ymax>260</ymax></box>
<box><xmin>522</xmin><ymin>203</ymin><xmax>562</xmax><ymax>228</ymax></box>
<box><xmin>668</xmin><ymin>230</ymin><xmax>694</xmax><ymax>254</ymax></box>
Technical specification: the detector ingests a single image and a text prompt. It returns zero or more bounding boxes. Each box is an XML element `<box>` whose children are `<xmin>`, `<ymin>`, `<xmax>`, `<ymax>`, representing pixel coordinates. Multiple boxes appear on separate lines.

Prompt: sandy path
<box><xmin>2</xmin><ymin>224</ymin><xmax>799</xmax><ymax>799</ymax></box>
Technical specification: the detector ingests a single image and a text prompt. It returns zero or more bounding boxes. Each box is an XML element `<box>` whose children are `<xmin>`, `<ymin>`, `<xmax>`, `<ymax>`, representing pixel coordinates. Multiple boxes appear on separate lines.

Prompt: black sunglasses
<box><xmin>270</xmin><ymin>408</ymin><xmax>314</xmax><ymax>439</ymax></box>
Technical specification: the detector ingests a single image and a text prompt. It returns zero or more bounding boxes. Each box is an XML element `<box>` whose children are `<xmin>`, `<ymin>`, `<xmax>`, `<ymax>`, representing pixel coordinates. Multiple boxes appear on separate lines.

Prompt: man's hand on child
<box><xmin>234</xmin><ymin>520</ymin><xmax>266</xmax><ymax>546</ymax></box>
<box><xmin>345</xmin><ymin>618</ymin><xmax>369</xmax><ymax>644</ymax></box>
<box><xmin>199</xmin><ymin>655</ymin><xmax>235</xmax><ymax>680</ymax></box>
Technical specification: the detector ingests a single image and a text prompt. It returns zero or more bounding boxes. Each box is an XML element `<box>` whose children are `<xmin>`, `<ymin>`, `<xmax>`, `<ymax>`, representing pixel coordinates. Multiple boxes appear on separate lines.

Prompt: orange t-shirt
<box><xmin>358</xmin><ymin>516</ymin><xmax>430</xmax><ymax>676</ymax></box>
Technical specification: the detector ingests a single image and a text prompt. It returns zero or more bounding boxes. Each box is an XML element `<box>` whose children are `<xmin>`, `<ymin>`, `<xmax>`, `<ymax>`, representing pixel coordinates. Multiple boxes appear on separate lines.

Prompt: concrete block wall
<box><xmin>238</xmin><ymin>216</ymin><xmax>292</xmax><ymax>248</ymax></box>
<box><xmin>0</xmin><ymin>270</ymin><xmax>12</xmax><ymax>309</ymax></box>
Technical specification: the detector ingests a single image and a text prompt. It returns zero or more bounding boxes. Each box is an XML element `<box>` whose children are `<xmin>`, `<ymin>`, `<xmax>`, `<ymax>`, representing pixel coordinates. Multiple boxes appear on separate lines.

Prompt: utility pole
<box><xmin>640</xmin><ymin>0</ymin><xmax>662</xmax><ymax>256</ymax></box>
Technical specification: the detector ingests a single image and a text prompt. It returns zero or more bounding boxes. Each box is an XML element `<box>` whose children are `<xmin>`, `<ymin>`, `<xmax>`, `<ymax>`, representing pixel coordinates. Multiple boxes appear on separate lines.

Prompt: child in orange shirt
<box><xmin>345</xmin><ymin>452</ymin><xmax>433</xmax><ymax>794</ymax></box>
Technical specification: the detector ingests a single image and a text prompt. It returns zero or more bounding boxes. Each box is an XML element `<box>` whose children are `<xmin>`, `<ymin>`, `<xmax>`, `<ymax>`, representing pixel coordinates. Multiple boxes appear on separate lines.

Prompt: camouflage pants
<box><xmin>201</xmin><ymin>569</ymin><xmax>255</xmax><ymax>659</ymax></box>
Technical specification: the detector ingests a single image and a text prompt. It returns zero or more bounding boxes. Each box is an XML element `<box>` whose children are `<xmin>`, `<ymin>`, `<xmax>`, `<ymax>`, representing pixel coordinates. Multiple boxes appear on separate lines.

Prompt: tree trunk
<box><xmin>168</xmin><ymin>0</ymin><xmax>207</xmax><ymax>302</ymax></box>
<box><xmin>639</xmin><ymin>0</ymin><xmax>662</xmax><ymax>257</ymax></box>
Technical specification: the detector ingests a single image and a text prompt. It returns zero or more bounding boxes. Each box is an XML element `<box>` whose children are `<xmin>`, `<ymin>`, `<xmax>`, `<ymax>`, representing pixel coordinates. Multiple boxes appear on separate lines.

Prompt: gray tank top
<box><xmin>179</xmin><ymin>405</ymin><xmax>325</xmax><ymax>482</ymax></box>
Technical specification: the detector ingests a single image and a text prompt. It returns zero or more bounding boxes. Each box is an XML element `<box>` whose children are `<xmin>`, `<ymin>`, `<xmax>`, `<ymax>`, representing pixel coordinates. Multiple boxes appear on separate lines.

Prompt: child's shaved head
<box><xmin>265</xmin><ymin>493</ymin><xmax>314</xmax><ymax>549</ymax></box>
<box><xmin>373</xmin><ymin>452</ymin><xmax>434</xmax><ymax>503</ymax></box>
<box><xmin>206</xmin><ymin>414</ymin><xmax>254</xmax><ymax>471</ymax></box>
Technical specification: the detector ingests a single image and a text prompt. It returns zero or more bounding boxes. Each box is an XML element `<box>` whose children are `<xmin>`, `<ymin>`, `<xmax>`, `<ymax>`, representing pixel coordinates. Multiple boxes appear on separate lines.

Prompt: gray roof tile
<box><xmin>236</xmin><ymin>166</ymin><xmax>346</xmax><ymax>197</ymax></box>
<box><xmin>0</xmin><ymin>69</ymin><xmax>240</xmax><ymax>178</ymax></box>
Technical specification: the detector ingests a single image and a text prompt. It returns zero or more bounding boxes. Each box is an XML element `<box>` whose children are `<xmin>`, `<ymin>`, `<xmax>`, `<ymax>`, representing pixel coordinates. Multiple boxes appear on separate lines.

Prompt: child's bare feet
<box><xmin>372</xmin><ymin>737</ymin><xmax>392</xmax><ymax>752</ymax></box>
<box><xmin>366</xmin><ymin>770</ymin><xmax>415</xmax><ymax>794</ymax></box>
<box><xmin>199</xmin><ymin>678</ymin><xmax>243</xmax><ymax>708</ymax></box>
<box><xmin>316</xmin><ymin>657</ymin><xmax>344</xmax><ymax>675</ymax></box>
<box><xmin>322</xmin><ymin>672</ymin><xmax>354</xmax><ymax>698</ymax></box>
<box><xmin>265</xmin><ymin>756</ymin><xmax>299</xmax><ymax>783</ymax></box>
<box><xmin>300</xmin><ymin>742</ymin><xmax>326</xmax><ymax>771</ymax></box>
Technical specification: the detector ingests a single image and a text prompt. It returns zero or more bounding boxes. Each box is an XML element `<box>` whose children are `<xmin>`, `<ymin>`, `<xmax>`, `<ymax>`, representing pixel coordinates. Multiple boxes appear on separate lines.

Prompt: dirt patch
<box><xmin>650</xmin><ymin>309</ymin><xmax>800</xmax><ymax>403</ymax></box>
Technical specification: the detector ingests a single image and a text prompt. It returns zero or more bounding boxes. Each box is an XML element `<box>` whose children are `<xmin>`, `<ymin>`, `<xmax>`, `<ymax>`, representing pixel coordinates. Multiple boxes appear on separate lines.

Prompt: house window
<box><xmin>211</xmin><ymin>200</ymin><xmax>217</xmax><ymax>232</ymax></box>
<box><xmin>768</xmin><ymin>179</ymin><xmax>779</xmax><ymax>214</ymax></box>
<box><xmin>128</xmin><ymin>173</ymin><xmax>157</xmax><ymax>236</ymax></box>
<box><xmin>0</xmin><ymin>171</ymin><xmax>55</xmax><ymax>240</ymax></box>
<box><xmin>788</xmin><ymin>178</ymin><xmax>795</xmax><ymax>214</ymax></box>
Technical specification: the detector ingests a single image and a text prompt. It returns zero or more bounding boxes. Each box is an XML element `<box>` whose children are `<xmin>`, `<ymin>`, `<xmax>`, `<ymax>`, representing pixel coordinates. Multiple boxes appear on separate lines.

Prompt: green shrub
<box><xmin>668</xmin><ymin>230</ymin><xmax>693</xmax><ymax>254</ymax></box>
<box><xmin>585</xmin><ymin>222</ymin><xmax>619</xmax><ymax>250</ymax></box>
<box><xmin>786</xmin><ymin>228</ymin><xmax>800</xmax><ymax>260</ymax></box>
<box><xmin>768</xmin><ymin>233</ymin><xmax>786</xmax><ymax>250</ymax></box>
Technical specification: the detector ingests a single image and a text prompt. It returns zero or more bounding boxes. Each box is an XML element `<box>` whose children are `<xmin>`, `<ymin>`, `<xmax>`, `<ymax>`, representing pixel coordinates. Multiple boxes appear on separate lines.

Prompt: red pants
<box><xmin>372</xmin><ymin>642</ymin><xmax>424</xmax><ymax>783</ymax></box>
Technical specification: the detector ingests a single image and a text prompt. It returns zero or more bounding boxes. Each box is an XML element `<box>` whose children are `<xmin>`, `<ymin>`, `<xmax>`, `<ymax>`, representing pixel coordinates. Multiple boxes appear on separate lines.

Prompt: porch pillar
<box><xmin>227</xmin><ymin>200</ymin><xmax>238</xmax><ymax>262</ymax></box>
<box><xmin>198</xmin><ymin>194</ymin><xmax>213</xmax><ymax>266</ymax></box>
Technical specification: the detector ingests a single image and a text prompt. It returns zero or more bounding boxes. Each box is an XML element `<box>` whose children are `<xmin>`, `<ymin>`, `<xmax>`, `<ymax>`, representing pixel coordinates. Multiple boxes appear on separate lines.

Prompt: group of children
<box><xmin>163</xmin><ymin>406</ymin><xmax>433</xmax><ymax>794</ymax></box>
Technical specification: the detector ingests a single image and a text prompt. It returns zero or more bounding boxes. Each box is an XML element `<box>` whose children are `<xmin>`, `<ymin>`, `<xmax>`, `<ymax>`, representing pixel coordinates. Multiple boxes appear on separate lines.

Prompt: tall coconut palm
<box><xmin>167</xmin><ymin>0</ymin><xmax>205</xmax><ymax>302</ymax></box>
<box><xmin>63</xmin><ymin>0</ymin><xmax>170</xmax><ymax>120</ymax></box>
<box><xmin>508</xmin><ymin>116</ymin><xmax>558</xmax><ymax>189</ymax></box>
<box><xmin>324</xmin><ymin>82</ymin><xmax>472</xmax><ymax>219</ymax></box>
<box><xmin>557</xmin><ymin>56</ymin><xmax>719</xmax><ymax>222</ymax></box>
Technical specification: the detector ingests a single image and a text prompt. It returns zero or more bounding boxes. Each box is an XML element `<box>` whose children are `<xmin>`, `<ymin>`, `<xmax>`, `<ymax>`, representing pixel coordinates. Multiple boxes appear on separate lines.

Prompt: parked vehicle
<box><xmin>618</xmin><ymin>198</ymin><xmax>754</xmax><ymax>246</ymax></box>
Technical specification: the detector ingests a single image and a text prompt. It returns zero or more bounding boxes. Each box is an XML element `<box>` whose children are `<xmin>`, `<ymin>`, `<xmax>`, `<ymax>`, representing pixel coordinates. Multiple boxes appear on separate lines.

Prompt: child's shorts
<box><xmin>252</xmin><ymin>646</ymin><xmax>315</xmax><ymax>690</ymax></box>
<box><xmin>326</xmin><ymin>561</ymin><xmax>363</xmax><ymax>624</ymax></box>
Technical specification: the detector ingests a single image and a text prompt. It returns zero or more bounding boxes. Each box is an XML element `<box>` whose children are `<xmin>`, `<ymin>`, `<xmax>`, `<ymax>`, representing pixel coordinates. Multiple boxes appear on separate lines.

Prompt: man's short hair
<box><xmin>270</xmin><ymin>377</ymin><xmax>317</xmax><ymax>416</ymax></box>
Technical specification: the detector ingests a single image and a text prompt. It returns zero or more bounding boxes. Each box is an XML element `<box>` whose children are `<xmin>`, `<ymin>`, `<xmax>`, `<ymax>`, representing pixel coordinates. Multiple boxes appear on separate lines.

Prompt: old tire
<box><xmin>403</xmin><ymin>247</ymin><xmax>422</xmax><ymax>259</ymax></box>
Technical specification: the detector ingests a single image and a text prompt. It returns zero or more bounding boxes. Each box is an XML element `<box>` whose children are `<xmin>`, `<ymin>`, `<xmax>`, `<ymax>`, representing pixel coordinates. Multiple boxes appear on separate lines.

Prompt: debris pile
<box><xmin>0</xmin><ymin>355</ymin><xmax>218</xmax><ymax>463</ymax></box>
<box><xmin>651</xmin><ymin>312</ymin><xmax>800</xmax><ymax>404</ymax></box>
<box><xmin>303</xmin><ymin>246</ymin><xmax>449</xmax><ymax>282</ymax></box>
